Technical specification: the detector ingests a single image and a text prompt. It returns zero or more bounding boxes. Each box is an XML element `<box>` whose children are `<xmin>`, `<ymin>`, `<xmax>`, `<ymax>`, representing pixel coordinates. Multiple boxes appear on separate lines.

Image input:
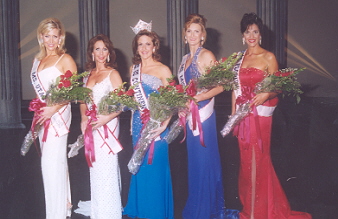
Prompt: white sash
<box><xmin>130</xmin><ymin>64</ymin><xmax>160</xmax><ymax>141</ymax></box>
<box><xmin>131</xmin><ymin>64</ymin><xmax>148</xmax><ymax>111</ymax></box>
<box><xmin>187</xmin><ymin>97</ymin><xmax>215</xmax><ymax>136</ymax></box>
<box><xmin>177</xmin><ymin>54</ymin><xmax>189</xmax><ymax>86</ymax></box>
<box><xmin>31</xmin><ymin>59</ymin><xmax>46</xmax><ymax>102</ymax></box>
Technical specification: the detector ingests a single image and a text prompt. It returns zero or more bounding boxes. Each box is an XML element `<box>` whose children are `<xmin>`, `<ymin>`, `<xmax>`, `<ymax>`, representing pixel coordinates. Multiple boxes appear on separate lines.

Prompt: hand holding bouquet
<box><xmin>127</xmin><ymin>77</ymin><xmax>192</xmax><ymax>174</ymax></box>
<box><xmin>21</xmin><ymin>70</ymin><xmax>92</xmax><ymax>156</ymax></box>
<box><xmin>221</xmin><ymin>67</ymin><xmax>305</xmax><ymax>137</ymax></box>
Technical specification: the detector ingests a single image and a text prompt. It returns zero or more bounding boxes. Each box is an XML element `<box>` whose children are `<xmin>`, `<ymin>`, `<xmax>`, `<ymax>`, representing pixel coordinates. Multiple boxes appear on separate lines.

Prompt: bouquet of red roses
<box><xmin>128</xmin><ymin>77</ymin><xmax>193</xmax><ymax>174</ymax></box>
<box><xmin>220</xmin><ymin>68</ymin><xmax>305</xmax><ymax>137</ymax></box>
<box><xmin>68</xmin><ymin>83</ymin><xmax>139</xmax><ymax>158</ymax></box>
<box><xmin>21</xmin><ymin>70</ymin><xmax>92</xmax><ymax>156</ymax></box>
<box><xmin>98</xmin><ymin>82</ymin><xmax>139</xmax><ymax>114</ymax></box>
<box><xmin>196</xmin><ymin>52</ymin><xmax>242</xmax><ymax>91</ymax></box>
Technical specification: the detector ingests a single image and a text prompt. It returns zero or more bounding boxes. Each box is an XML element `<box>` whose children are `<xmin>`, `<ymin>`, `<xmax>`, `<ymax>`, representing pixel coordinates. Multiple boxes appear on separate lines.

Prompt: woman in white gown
<box><xmin>30</xmin><ymin>18</ymin><xmax>77</xmax><ymax>218</ymax></box>
<box><xmin>80</xmin><ymin>34</ymin><xmax>123</xmax><ymax>218</ymax></box>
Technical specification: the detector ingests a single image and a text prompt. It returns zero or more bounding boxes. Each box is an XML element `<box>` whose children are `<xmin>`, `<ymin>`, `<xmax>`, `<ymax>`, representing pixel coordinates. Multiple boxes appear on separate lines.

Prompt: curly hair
<box><xmin>35</xmin><ymin>18</ymin><xmax>66</xmax><ymax>60</ymax></box>
<box><xmin>240</xmin><ymin>13</ymin><xmax>263</xmax><ymax>34</ymax></box>
<box><xmin>132</xmin><ymin>30</ymin><xmax>161</xmax><ymax>64</ymax></box>
<box><xmin>85</xmin><ymin>34</ymin><xmax>117</xmax><ymax>70</ymax></box>
<box><xmin>184</xmin><ymin>13</ymin><xmax>207</xmax><ymax>45</ymax></box>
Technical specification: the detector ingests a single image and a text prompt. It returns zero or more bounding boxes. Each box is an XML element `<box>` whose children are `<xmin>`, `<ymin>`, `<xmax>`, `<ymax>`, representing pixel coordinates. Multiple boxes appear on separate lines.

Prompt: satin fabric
<box><xmin>236</xmin><ymin>67</ymin><xmax>311</xmax><ymax>219</ymax></box>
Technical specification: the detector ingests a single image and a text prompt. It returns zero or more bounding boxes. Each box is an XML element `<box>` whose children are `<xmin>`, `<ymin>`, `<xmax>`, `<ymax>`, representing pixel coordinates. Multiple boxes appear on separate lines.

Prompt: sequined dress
<box><xmin>124</xmin><ymin>73</ymin><xmax>174</xmax><ymax>219</ymax></box>
<box><xmin>235</xmin><ymin>67</ymin><xmax>312</xmax><ymax>219</ymax></box>
<box><xmin>86</xmin><ymin>73</ymin><xmax>122</xmax><ymax>218</ymax></box>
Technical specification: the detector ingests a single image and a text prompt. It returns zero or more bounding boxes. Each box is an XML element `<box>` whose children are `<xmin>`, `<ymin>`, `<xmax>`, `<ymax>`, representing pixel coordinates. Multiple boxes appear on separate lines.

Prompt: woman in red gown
<box><xmin>232</xmin><ymin>13</ymin><xmax>312</xmax><ymax>219</ymax></box>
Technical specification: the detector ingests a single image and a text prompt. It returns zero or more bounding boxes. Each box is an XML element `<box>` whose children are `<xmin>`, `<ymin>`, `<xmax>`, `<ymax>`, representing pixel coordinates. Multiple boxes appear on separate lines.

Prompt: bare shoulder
<box><xmin>157</xmin><ymin>63</ymin><xmax>172</xmax><ymax>78</ymax></box>
<box><xmin>109</xmin><ymin>69</ymin><xmax>123</xmax><ymax>87</ymax></box>
<box><xmin>263</xmin><ymin>50</ymin><xmax>278</xmax><ymax>73</ymax></box>
<box><xmin>199</xmin><ymin>48</ymin><xmax>216</xmax><ymax>68</ymax></box>
<box><xmin>59</xmin><ymin>53</ymin><xmax>76</xmax><ymax>72</ymax></box>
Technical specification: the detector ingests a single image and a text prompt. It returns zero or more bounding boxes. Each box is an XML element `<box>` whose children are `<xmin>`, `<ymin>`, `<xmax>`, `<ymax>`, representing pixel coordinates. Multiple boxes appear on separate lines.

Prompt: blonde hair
<box><xmin>35</xmin><ymin>18</ymin><xmax>66</xmax><ymax>60</ymax></box>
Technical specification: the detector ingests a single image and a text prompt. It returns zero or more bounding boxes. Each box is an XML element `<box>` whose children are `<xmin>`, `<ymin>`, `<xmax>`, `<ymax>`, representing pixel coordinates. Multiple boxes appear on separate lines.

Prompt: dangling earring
<box><xmin>201</xmin><ymin>37</ymin><xmax>204</xmax><ymax>41</ymax></box>
<box><xmin>242</xmin><ymin>38</ymin><xmax>245</xmax><ymax>45</ymax></box>
<box><xmin>92</xmin><ymin>54</ymin><xmax>95</xmax><ymax>62</ymax></box>
<box><xmin>259</xmin><ymin>37</ymin><xmax>262</xmax><ymax>45</ymax></box>
<box><xmin>185</xmin><ymin>37</ymin><xmax>187</xmax><ymax>44</ymax></box>
<box><xmin>152</xmin><ymin>48</ymin><xmax>155</xmax><ymax>53</ymax></box>
<box><xmin>107</xmin><ymin>55</ymin><xmax>110</xmax><ymax>62</ymax></box>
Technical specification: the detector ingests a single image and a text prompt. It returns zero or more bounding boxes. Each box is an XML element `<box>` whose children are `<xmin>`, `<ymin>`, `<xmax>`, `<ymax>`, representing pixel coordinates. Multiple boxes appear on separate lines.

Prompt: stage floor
<box><xmin>1</xmin><ymin>95</ymin><xmax>337</xmax><ymax>219</ymax></box>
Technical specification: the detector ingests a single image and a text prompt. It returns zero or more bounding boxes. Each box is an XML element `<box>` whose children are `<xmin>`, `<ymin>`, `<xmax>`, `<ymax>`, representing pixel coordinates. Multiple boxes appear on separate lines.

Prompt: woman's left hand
<box><xmin>251</xmin><ymin>93</ymin><xmax>270</xmax><ymax>106</ymax></box>
<box><xmin>37</xmin><ymin>105</ymin><xmax>59</xmax><ymax>125</ymax></box>
<box><xmin>148</xmin><ymin>125</ymin><xmax>167</xmax><ymax>140</ymax></box>
<box><xmin>91</xmin><ymin>114</ymin><xmax>112</xmax><ymax>130</ymax></box>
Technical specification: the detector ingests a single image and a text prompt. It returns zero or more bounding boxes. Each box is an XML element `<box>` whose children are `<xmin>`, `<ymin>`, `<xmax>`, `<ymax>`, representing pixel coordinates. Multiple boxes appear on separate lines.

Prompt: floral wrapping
<box><xmin>127</xmin><ymin>78</ymin><xmax>192</xmax><ymax>175</ymax></box>
<box><xmin>21</xmin><ymin>71</ymin><xmax>92</xmax><ymax>156</ymax></box>
<box><xmin>220</xmin><ymin>67</ymin><xmax>304</xmax><ymax>137</ymax></box>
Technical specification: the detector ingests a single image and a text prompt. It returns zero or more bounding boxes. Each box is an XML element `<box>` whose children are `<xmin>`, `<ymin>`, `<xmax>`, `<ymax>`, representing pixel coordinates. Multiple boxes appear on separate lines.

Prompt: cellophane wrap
<box><xmin>220</xmin><ymin>102</ymin><xmax>250</xmax><ymax>137</ymax></box>
<box><xmin>20</xmin><ymin>125</ymin><xmax>41</xmax><ymax>156</ymax></box>
<box><xmin>68</xmin><ymin>134</ymin><xmax>84</xmax><ymax>158</ymax></box>
<box><xmin>163</xmin><ymin>118</ymin><xmax>183</xmax><ymax>144</ymax></box>
<box><xmin>127</xmin><ymin>97</ymin><xmax>173</xmax><ymax>175</ymax></box>
<box><xmin>127</xmin><ymin>118</ymin><xmax>162</xmax><ymax>175</ymax></box>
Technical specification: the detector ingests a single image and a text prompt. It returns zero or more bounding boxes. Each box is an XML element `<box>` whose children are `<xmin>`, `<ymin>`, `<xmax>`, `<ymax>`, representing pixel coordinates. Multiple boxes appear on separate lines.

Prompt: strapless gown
<box><xmin>235</xmin><ymin>67</ymin><xmax>312</xmax><ymax>219</ymax></box>
<box><xmin>124</xmin><ymin>73</ymin><xmax>174</xmax><ymax>219</ymax></box>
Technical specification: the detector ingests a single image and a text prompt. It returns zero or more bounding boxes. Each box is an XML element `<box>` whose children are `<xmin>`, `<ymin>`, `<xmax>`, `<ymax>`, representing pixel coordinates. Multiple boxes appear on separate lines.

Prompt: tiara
<box><xmin>130</xmin><ymin>19</ymin><xmax>152</xmax><ymax>34</ymax></box>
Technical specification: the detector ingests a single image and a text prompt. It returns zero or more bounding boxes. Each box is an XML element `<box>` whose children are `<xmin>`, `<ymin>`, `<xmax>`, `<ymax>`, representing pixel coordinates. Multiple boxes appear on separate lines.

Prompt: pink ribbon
<box><xmin>28</xmin><ymin>98</ymin><xmax>47</xmax><ymax>154</ymax></box>
<box><xmin>84</xmin><ymin>105</ymin><xmax>97</xmax><ymax>167</ymax></box>
<box><xmin>233</xmin><ymin>86</ymin><xmax>263</xmax><ymax>152</ymax></box>
<box><xmin>186</xmin><ymin>80</ymin><xmax>205</xmax><ymax>147</ymax></box>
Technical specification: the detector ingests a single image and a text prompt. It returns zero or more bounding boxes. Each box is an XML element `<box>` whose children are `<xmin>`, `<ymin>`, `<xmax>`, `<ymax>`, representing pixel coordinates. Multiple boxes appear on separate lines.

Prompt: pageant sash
<box><xmin>131</xmin><ymin>64</ymin><xmax>148</xmax><ymax>111</ymax></box>
<box><xmin>31</xmin><ymin>59</ymin><xmax>46</xmax><ymax>101</ymax></box>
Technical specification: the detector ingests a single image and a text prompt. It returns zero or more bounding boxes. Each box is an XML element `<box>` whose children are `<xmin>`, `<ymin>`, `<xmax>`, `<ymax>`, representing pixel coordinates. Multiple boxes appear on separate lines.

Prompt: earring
<box><xmin>92</xmin><ymin>54</ymin><xmax>95</xmax><ymax>62</ymax></box>
<box><xmin>107</xmin><ymin>55</ymin><xmax>110</xmax><ymax>62</ymax></box>
<box><xmin>242</xmin><ymin>38</ymin><xmax>245</xmax><ymax>45</ymax></box>
<box><xmin>185</xmin><ymin>37</ymin><xmax>187</xmax><ymax>44</ymax></box>
<box><xmin>259</xmin><ymin>37</ymin><xmax>262</xmax><ymax>45</ymax></box>
<box><xmin>201</xmin><ymin>37</ymin><xmax>204</xmax><ymax>41</ymax></box>
<box><xmin>153</xmin><ymin>48</ymin><xmax>155</xmax><ymax>53</ymax></box>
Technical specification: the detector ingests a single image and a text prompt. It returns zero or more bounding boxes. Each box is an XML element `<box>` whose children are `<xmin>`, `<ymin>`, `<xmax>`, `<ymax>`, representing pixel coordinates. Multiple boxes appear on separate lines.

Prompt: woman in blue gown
<box><xmin>177</xmin><ymin>14</ymin><xmax>239</xmax><ymax>219</ymax></box>
<box><xmin>123</xmin><ymin>28</ymin><xmax>174</xmax><ymax>219</ymax></box>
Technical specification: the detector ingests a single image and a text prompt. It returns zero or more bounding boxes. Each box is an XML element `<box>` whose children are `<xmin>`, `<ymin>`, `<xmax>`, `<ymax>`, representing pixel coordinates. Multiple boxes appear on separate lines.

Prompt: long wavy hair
<box><xmin>85</xmin><ymin>34</ymin><xmax>117</xmax><ymax>70</ymax></box>
<box><xmin>132</xmin><ymin>30</ymin><xmax>161</xmax><ymax>65</ymax></box>
<box><xmin>35</xmin><ymin>18</ymin><xmax>66</xmax><ymax>60</ymax></box>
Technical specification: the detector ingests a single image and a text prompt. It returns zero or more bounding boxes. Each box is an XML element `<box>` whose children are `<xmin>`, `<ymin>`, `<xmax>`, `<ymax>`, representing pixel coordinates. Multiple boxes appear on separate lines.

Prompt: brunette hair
<box><xmin>85</xmin><ymin>34</ymin><xmax>117</xmax><ymax>70</ymax></box>
<box><xmin>132</xmin><ymin>30</ymin><xmax>161</xmax><ymax>64</ymax></box>
<box><xmin>240</xmin><ymin>13</ymin><xmax>263</xmax><ymax>34</ymax></box>
<box><xmin>35</xmin><ymin>18</ymin><xmax>66</xmax><ymax>60</ymax></box>
<box><xmin>184</xmin><ymin>13</ymin><xmax>207</xmax><ymax>45</ymax></box>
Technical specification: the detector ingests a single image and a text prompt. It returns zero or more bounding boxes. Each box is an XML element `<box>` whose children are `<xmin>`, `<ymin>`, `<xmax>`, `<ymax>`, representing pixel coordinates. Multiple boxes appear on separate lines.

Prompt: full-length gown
<box><xmin>124</xmin><ymin>73</ymin><xmax>174</xmax><ymax>219</ymax></box>
<box><xmin>31</xmin><ymin>55</ymin><xmax>72</xmax><ymax>219</ymax></box>
<box><xmin>87</xmin><ymin>72</ymin><xmax>123</xmax><ymax>218</ymax></box>
<box><xmin>234</xmin><ymin>67</ymin><xmax>312</xmax><ymax>219</ymax></box>
<box><xmin>179</xmin><ymin>47</ymin><xmax>239</xmax><ymax>219</ymax></box>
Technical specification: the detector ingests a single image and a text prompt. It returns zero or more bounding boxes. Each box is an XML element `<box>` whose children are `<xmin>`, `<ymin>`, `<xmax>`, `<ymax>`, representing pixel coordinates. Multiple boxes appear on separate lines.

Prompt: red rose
<box><xmin>62</xmin><ymin>80</ymin><xmax>71</xmax><ymax>88</ymax></box>
<box><xmin>281</xmin><ymin>71</ymin><xmax>293</xmax><ymax>77</ymax></box>
<box><xmin>221</xmin><ymin>57</ymin><xmax>227</xmax><ymax>62</ymax></box>
<box><xmin>125</xmin><ymin>89</ymin><xmax>135</xmax><ymax>96</ymax></box>
<box><xmin>175</xmin><ymin>84</ymin><xmax>184</xmax><ymax>93</ymax></box>
<box><xmin>169</xmin><ymin>80</ymin><xmax>176</xmax><ymax>86</ymax></box>
<box><xmin>60</xmin><ymin>75</ymin><xmax>65</xmax><ymax>80</ymax></box>
<box><xmin>64</xmin><ymin>70</ymin><xmax>73</xmax><ymax>78</ymax></box>
<box><xmin>117</xmin><ymin>90</ymin><xmax>124</xmax><ymax>96</ymax></box>
<box><xmin>58</xmin><ymin>82</ymin><xmax>64</xmax><ymax>89</ymax></box>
